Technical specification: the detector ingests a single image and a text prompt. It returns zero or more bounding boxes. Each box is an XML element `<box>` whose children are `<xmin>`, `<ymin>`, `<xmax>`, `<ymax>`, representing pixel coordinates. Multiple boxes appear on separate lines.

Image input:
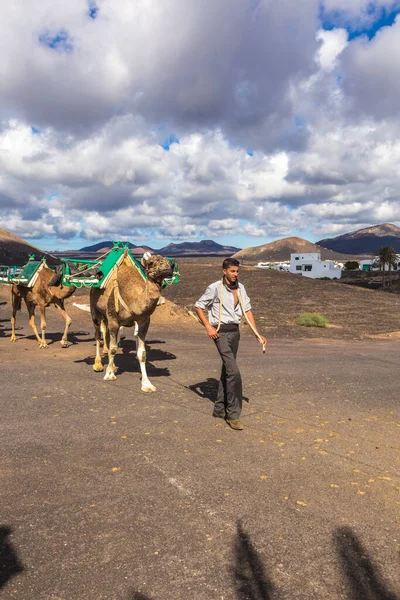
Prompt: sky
<box><xmin>1</xmin><ymin>1</ymin><xmax>400</xmax><ymax>251</ymax></box>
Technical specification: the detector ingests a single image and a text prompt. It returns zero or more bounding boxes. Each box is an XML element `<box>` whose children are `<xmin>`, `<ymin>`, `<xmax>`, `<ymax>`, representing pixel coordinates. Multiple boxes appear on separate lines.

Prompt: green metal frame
<box><xmin>0</xmin><ymin>243</ymin><xmax>180</xmax><ymax>289</ymax></box>
<box><xmin>60</xmin><ymin>242</ymin><xmax>179</xmax><ymax>289</ymax></box>
<box><xmin>0</xmin><ymin>256</ymin><xmax>50</xmax><ymax>286</ymax></box>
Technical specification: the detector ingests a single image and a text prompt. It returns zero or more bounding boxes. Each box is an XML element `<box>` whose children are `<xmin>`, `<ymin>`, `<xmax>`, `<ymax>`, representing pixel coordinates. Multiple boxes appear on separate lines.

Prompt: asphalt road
<box><xmin>1</xmin><ymin>302</ymin><xmax>399</xmax><ymax>600</ymax></box>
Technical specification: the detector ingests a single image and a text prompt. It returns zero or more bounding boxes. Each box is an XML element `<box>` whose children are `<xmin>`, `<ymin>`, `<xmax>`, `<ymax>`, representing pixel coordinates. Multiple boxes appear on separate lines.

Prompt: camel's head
<box><xmin>142</xmin><ymin>254</ymin><xmax>173</xmax><ymax>284</ymax></box>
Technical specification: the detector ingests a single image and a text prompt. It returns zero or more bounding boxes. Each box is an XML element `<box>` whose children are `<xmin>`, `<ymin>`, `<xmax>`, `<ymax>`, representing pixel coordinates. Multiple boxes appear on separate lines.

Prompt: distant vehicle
<box><xmin>256</xmin><ymin>262</ymin><xmax>290</xmax><ymax>271</ymax></box>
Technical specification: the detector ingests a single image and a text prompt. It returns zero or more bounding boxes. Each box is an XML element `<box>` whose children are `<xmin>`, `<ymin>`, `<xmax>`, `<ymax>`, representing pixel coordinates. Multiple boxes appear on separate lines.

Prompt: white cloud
<box><xmin>340</xmin><ymin>16</ymin><xmax>400</xmax><ymax>119</ymax></box>
<box><xmin>1</xmin><ymin>0</ymin><xmax>400</xmax><ymax>248</ymax></box>
<box><xmin>316</xmin><ymin>28</ymin><xmax>348</xmax><ymax>70</ymax></box>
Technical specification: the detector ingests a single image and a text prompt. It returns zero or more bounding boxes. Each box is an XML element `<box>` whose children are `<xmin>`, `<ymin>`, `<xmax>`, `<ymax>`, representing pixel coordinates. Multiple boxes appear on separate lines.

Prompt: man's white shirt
<box><xmin>194</xmin><ymin>280</ymin><xmax>251</xmax><ymax>327</ymax></box>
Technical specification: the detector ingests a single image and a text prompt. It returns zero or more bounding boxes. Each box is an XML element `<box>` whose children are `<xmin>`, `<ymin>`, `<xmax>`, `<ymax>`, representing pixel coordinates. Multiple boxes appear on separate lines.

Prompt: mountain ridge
<box><xmin>317</xmin><ymin>223</ymin><xmax>400</xmax><ymax>254</ymax></box>
<box><xmin>79</xmin><ymin>239</ymin><xmax>241</xmax><ymax>256</ymax></box>
<box><xmin>232</xmin><ymin>236</ymin><xmax>355</xmax><ymax>262</ymax></box>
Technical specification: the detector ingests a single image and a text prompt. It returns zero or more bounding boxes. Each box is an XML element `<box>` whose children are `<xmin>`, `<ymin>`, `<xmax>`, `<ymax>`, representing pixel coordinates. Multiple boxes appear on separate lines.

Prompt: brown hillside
<box><xmin>0</xmin><ymin>228</ymin><xmax>58</xmax><ymax>266</ymax></box>
<box><xmin>232</xmin><ymin>236</ymin><xmax>363</xmax><ymax>263</ymax></box>
<box><xmin>164</xmin><ymin>262</ymin><xmax>400</xmax><ymax>340</ymax></box>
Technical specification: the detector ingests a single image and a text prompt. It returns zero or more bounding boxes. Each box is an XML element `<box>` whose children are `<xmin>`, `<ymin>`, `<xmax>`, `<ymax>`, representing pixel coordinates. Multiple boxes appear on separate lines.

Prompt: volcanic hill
<box><xmin>157</xmin><ymin>239</ymin><xmax>241</xmax><ymax>256</ymax></box>
<box><xmin>317</xmin><ymin>223</ymin><xmax>400</xmax><ymax>254</ymax></box>
<box><xmin>0</xmin><ymin>228</ymin><xmax>58</xmax><ymax>266</ymax></box>
<box><xmin>78</xmin><ymin>239</ymin><xmax>241</xmax><ymax>257</ymax></box>
<box><xmin>79</xmin><ymin>241</ymin><xmax>154</xmax><ymax>254</ymax></box>
<box><xmin>232</xmin><ymin>236</ymin><xmax>352</xmax><ymax>263</ymax></box>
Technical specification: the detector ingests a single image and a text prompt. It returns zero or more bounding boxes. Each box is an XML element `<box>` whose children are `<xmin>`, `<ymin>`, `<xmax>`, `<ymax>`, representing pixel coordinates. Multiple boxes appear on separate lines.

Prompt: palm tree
<box><xmin>376</xmin><ymin>246</ymin><xmax>398</xmax><ymax>287</ymax></box>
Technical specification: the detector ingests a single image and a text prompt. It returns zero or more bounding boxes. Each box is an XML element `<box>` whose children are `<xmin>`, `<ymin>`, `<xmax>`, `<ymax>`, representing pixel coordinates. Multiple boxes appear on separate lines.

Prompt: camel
<box><xmin>90</xmin><ymin>251</ymin><xmax>174</xmax><ymax>392</ymax></box>
<box><xmin>10</xmin><ymin>265</ymin><xmax>76</xmax><ymax>348</ymax></box>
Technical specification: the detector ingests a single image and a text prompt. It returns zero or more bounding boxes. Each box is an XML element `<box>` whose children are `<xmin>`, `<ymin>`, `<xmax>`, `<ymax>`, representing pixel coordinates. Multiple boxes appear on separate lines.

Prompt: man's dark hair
<box><xmin>222</xmin><ymin>257</ymin><xmax>240</xmax><ymax>270</ymax></box>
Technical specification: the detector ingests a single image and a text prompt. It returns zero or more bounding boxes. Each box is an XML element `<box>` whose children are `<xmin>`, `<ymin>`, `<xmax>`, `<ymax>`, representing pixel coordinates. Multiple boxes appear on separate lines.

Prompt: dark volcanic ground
<box><xmin>0</xmin><ymin>272</ymin><xmax>399</xmax><ymax>600</ymax></box>
<box><xmin>164</xmin><ymin>262</ymin><xmax>400</xmax><ymax>339</ymax></box>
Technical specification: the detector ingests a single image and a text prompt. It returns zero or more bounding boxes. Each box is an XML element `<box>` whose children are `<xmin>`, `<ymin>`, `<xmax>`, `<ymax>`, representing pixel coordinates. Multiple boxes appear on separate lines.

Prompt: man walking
<box><xmin>194</xmin><ymin>258</ymin><xmax>266</xmax><ymax>430</ymax></box>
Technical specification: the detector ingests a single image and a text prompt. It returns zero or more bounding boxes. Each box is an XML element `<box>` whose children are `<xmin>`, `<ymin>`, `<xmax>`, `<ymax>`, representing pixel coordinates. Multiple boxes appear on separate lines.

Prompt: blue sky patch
<box><xmin>31</xmin><ymin>126</ymin><xmax>41</xmax><ymax>135</ymax></box>
<box><xmin>39</xmin><ymin>30</ymin><xmax>73</xmax><ymax>52</ymax></box>
<box><xmin>47</xmin><ymin>193</ymin><xmax>59</xmax><ymax>201</ymax></box>
<box><xmin>160</xmin><ymin>133</ymin><xmax>179</xmax><ymax>151</ymax></box>
<box><xmin>294</xmin><ymin>115</ymin><xmax>307</xmax><ymax>128</ymax></box>
<box><xmin>320</xmin><ymin>2</ymin><xmax>400</xmax><ymax>40</ymax></box>
<box><xmin>88</xmin><ymin>2</ymin><xmax>99</xmax><ymax>19</ymax></box>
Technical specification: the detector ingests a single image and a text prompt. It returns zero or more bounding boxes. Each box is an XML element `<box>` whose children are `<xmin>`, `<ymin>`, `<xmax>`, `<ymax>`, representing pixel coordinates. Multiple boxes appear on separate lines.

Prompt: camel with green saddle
<box><xmin>9</xmin><ymin>258</ymin><xmax>76</xmax><ymax>348</ymax></box>
<box><xmin>90</xmin><ymin>250</ymin><xmax>175</xmax><ymax>392</ymax></box>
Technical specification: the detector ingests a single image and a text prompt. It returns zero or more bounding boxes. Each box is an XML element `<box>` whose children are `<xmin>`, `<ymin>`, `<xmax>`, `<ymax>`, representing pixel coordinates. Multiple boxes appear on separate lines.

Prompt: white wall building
<box><xmin>290</xmin><ymin>253</ymin><xmax>342</xmax><ymax>279</ymax></box>
<box><xmin>359</xmin><ymin>257</ymin><xmax>400</xmax><ymax>271</ymax></box>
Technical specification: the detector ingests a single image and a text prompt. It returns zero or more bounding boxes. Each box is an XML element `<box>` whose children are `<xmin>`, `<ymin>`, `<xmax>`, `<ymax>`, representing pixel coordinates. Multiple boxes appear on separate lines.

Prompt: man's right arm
<box><xmin>194</xmin><ymin>307</ymin><xmax>220</xmax><ymax>339</ymax></box>
<box><xmin>194</xmin><ymin>284</ymin><xmax>220</xmax><ymax>340</ymax></box>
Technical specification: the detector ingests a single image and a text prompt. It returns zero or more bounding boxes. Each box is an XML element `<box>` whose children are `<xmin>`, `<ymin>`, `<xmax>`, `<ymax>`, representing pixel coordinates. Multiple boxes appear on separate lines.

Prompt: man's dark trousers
<box><xmin>214</xmin><ymin>325</ymin><xmax>242</xmax><ymax>419</ymax></box>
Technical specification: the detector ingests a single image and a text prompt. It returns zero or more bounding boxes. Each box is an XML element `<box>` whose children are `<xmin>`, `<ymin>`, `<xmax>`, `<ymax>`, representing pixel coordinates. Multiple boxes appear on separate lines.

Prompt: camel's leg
<box><xmin>117</xmin><ymin>325</ymin><xmax>126</xmax><ymax>347</ymax></box>
<box><xmin>137</xmin><ymin>319</ymin><xmax>156</xmax><ymax>393</ymax></box>
<box><xmin>93</xmin><ymin>319</ymin><xmax>104</xmax><ymax>372</ymax></box>
<box><xmin>100</xmin><ymin>320</ymin><xmax>109</xmax><ymax>354</ymax></box>
<box><xmin>104</xmin><ymin>321</ymin><xmax>120</xmax><ymax>381</ymax></box>
<box><xmin>54</xmin><ymin>300</ymin><xmax>72</xmax><ymax>348</ymax></box>
<box><xmin>38</xmin><ymin>304</ymin><xmax>48</xmax><ymax>348</ymax></box>
<box><xmin>26</xmin><ymin>302</ymin><xmax>42</xmax><ymax>345</ymax></box>
<box><xmin>10</xmin><ymin>288</ymin><xmax>20</xmax><ymax>342</ymax></box>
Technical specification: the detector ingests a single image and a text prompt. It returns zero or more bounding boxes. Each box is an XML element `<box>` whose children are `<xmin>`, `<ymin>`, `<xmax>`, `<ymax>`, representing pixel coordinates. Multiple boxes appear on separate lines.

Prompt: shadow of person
<box><xmin>0</xmin><ymin>526</ymin><xmax>24</xmax><ymax>590</ymax></box>
<box><xmin>233</xmin><ymin>521</ymin><xmax>276</xmax><ymax>600</ymax></box>
<box><xmin>188</xmin><ymin>378</ymin><xmax>219</xmax><ymax>404</ymax></box>
<box><xmin>189</xmin><ymin>378</ymin><xmax>250</xmax><ymax>405</ymax></box>
<box><xmin>129</xmin><ymin>594</ymin><xmax>153</xmax><ymax>600</ymax></box>
<box><xmin>334</xmin><ymin>526</ymin><xmax>399</xmax><ymax>600</ymax></box>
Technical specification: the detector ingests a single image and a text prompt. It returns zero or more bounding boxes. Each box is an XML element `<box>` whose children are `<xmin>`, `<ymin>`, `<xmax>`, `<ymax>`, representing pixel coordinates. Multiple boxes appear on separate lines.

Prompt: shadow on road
<box><xmin>76</xmin><ymin>339</ymin><xmax>173</xmax><ymax>378</ymax></box>
<box><xmin>189</xmin><ymin>378</ymin><xmax>250</xmax><ymax>406</ymax></box>
<box><xmin>234</xmin><ymin>521</ymin><xmax>276</xmax><ymax>600</ymax></box>
<box><xmin>188</xmin><ymin>377</ymin><xmax>219</xmax><ymax>403</ymax></box>
<box><xmin>119</xmin><ymin>339</ymin><xmax>176</xmax><ymax>362</ymax></box>
<box><xmin>0</xmin><ymin>520</ymin><xmax>397</xmax><ymax>599</ymax></box>
<box><xmin>0</xmin><ymin>526</ymin><xmax>23</xmax><ymax>590</ymax></box>
<box><xmin>334</xmin><ymin>526</ymin><xmax>399</xmax><ymax>600</ymax></box>
<box><xmin>25</xmin><ymin>331</ymin><xmax>94</xmax><ymax>345</ymax></box>
<box><xmin>126</xmin><ymin>523</ymin><xmax>400</xmax><ymax>600</ymax></box>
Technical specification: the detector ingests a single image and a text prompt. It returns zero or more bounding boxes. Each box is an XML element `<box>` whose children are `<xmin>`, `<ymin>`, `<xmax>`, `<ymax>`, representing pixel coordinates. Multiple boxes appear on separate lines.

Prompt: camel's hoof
<box><xmin>10</xmin><ymin>337</ymin><xmax>17</xmax><ymax>343</ymax></box>
<box><xmin>93</xmin><ymin>363</ymin><xmax>104</xmax><ymax>372</ymax></box>
<box><xmin>60</xmin><ymin>341</ymin><xmax>70</xmax><ymax>348</ymax></box>
<box><xmin>104</xmin><ymin>371</ymin><xmax>117</xmax><ymax>381</ymax></box>
<box><xmin>39</xmin><ymin>343</ymin><xmax>49</xmax><ymax>349</ymax></box>
<box><xmin>141</xmin><ymin>383</ymin><xmax>157</xmax><ymax>393</ymax></box>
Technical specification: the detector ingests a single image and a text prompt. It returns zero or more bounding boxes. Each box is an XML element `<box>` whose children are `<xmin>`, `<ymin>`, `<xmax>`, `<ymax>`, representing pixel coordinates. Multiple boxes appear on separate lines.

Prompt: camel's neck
<box><xmin>117</xmin><ymin>261</ymin><xmax>162</xmax><ymax>316</ymax></box>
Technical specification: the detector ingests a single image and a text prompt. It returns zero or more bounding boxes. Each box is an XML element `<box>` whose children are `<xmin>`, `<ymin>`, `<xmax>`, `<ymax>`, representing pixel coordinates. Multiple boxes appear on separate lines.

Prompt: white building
<box><xmin>359</xmin><ymin>257</ymin><xmax>400</xmax><ymax>271</ymax></box>
<box><xmin>290</xmin><ymin>253</ymin><xmax>342</xmax><ymax>279</ymax></box>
